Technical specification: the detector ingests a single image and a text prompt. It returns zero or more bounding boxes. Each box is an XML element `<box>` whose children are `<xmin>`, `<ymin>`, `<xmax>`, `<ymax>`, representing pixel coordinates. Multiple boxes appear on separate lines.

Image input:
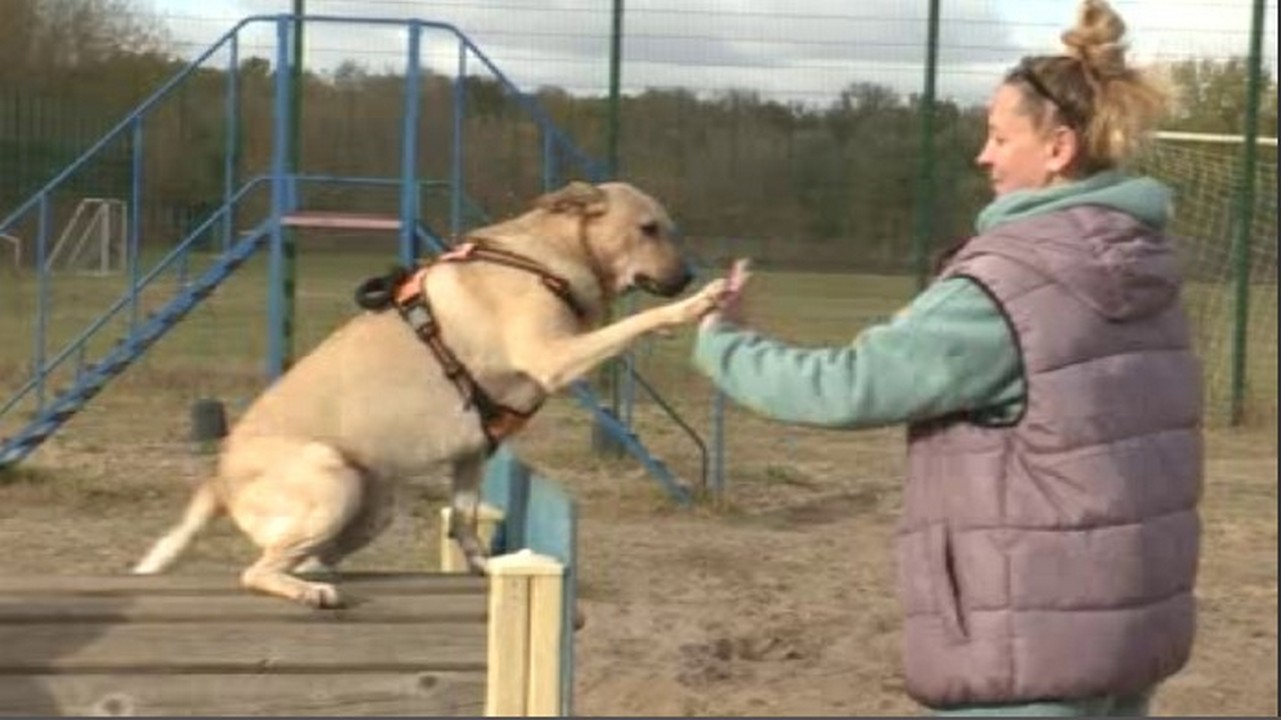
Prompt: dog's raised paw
<box><xmin>674</xmin><ymin>279</ymin><xmax>728</xmax><ymax>323</ymax></box>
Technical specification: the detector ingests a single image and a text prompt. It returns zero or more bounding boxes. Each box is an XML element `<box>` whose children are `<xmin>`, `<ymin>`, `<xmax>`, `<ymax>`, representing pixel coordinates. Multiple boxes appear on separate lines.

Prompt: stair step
<box><xmin>282</xmin><ymin>212</ymin><xmax>402</xmax><ymax>231</ymax></box>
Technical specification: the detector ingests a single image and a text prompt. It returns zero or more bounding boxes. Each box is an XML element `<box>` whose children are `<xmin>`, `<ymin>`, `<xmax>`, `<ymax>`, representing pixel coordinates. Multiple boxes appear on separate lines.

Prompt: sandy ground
<box><xmin>0</xmin><ymin>390</ymin><xmax>1275</xmax><ymax>717</ymax></box>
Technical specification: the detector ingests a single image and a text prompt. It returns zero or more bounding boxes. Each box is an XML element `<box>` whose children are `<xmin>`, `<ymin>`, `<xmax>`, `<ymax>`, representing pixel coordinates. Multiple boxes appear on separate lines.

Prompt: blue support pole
<box><xmin>542</xmin><ymin>130</ymin><xmax>555</xmax><ymax>191</ymax></box>
<box><xmin>34</xmin><ymin>195</ymin><xmax>49</xmax><ymax>411</ymax></box>
<box><xmin>267</xmin><ymin>17</ymin><xmax>292</xmax><ymax>379</ymax></box>
<box><xmin>559</xmin><ymin>520</ymin><xmax>577</xmax><ymax>717</ymax></box>
<box><xmin>129</xmin><ymin>118</ymin><xmax>144</xmax><ymax>333</ymax></box>
<box><xmin>223</xmin><ymin>33</ymin><xmax>240</xmax><ymax>252</ymax></box>
<box><xmin>620</xmin><ymin>327</ymin><xmax>637</xmax><ymax>426</ymax></box>
<box><xmin>450</xmin><ymin>41</ymin><xmax>466</xmax><ymax>244</ymax></box>
<box><xmin>399</xmin><ymin>23</ymin><xmax>422</xmax><ymax>267</ymax></box>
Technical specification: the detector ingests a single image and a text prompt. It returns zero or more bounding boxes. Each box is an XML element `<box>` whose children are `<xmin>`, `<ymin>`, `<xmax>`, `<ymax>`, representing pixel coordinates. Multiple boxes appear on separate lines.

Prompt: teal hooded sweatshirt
<box><xmin>693</xmin><ymin>171</ymin><xmax>1173</xmax><ymax>428</ymax></box>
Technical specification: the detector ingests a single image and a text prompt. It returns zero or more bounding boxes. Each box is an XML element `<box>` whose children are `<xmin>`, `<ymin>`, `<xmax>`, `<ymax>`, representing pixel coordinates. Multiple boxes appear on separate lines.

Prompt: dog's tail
<box><xmin>132</xmin><ymin>482</ymin><xmax>222</xmax><ymax>574</ymax></box>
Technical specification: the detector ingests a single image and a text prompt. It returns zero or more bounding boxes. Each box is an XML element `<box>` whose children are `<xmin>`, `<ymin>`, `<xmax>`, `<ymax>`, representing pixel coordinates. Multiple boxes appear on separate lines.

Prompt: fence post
<box><xmin>1228</xmin><ymin>0</ymin><xmax>1267</xmax><ymax>425</ymax></box>
<box><xmin>911</xmin><ymin>0</ymin><xmax>941</xmax><ymax>290</ymax></box>
<box><xmin>486</xmin><ymin>550</ymin><xmax>565</xmax><ymax>716</ymax></box>
<box><xmin>267</xmin><ymin>16</ymin><xmax>292</xmax><ymax>380</ymax></box>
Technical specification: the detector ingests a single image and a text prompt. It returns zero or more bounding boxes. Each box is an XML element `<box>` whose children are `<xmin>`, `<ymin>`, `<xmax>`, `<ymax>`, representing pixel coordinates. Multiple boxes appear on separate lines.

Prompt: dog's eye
<box><xmin>640</xmin><ymin>221</ymin><xmax>660</xmax><ymax>238</ymax></box>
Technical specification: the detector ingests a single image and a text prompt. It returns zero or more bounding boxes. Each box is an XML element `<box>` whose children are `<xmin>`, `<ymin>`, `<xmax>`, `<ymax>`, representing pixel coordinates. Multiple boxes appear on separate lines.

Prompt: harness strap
<box><xmin>444</xmin><ymin>242</ymin><xmax>591</xmax><ymax>320</ymax></box>
<box><xmin>355</xmin><ymin>241</ymin><xmax>583</xmax><ymax>453</ymax></box>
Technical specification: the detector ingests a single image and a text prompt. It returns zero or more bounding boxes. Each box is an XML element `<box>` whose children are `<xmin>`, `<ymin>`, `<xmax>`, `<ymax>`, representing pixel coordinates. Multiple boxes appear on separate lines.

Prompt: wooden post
<box><xmin>485</xmin><ymin>550</ymin><xmax>565</xmax><ymax>717</ymax></box>
<box><xmin>438</xmin><ymin>503</ymin><xmax>505</xmax><ymax>573</ymax></box>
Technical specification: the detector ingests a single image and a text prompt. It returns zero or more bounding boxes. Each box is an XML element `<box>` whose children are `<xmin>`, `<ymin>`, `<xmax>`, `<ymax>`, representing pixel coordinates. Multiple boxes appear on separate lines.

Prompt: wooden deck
<box><xmin>0</xmin><ymin>573</ymin><xmax>489</xmax><ymax>717</ymax></box>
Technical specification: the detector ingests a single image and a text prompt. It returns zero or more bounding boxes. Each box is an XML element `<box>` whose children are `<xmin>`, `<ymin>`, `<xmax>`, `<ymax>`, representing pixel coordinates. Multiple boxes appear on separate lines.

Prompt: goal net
<box><xmin>44</xmin><ymin>198</ymin><xmax>128</xmax><ymax>275</ymax></box>
<box><xmin>1134</xmin><ymin>132</ymin><xmax>1278</xmax><ymax>427</ymax></box>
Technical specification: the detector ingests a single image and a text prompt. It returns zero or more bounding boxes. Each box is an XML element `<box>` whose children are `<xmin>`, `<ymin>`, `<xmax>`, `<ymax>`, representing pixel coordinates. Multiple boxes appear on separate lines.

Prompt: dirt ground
<box><xmin>0</xmin><ymin>386</ymin><xmax>1275</xmax><ymax>717</ymax></box>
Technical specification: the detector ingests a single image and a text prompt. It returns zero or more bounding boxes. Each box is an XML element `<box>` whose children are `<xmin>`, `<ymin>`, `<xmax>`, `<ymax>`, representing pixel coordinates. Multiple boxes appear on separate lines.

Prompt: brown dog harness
<box><xmin>354</xmin><ymin>242</ymin><xmax>588</xmax><ymax>453</ymax></box>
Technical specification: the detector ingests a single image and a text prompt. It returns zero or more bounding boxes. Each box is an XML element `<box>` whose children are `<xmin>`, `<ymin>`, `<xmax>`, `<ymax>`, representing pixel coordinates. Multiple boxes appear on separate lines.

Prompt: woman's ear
<box><xmin>1046</xmin><ymin>125</ymin><xmax>1082</xmax><ymax>176</ymax></box>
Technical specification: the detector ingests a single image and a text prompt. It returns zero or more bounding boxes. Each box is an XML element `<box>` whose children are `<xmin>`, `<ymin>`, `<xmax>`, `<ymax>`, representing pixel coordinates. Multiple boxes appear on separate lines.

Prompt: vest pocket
<box><xmin>928</xmin><ymin>523</ymin><xmax>969</xmax><ymax>643</ymax></box>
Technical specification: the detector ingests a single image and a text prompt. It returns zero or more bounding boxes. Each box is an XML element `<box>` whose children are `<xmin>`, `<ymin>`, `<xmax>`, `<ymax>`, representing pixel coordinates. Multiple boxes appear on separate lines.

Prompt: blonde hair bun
<box><xmin>1061</xmin><ymin>0</ymin><xmax>1129</xmax><ymax>78</ymax></box>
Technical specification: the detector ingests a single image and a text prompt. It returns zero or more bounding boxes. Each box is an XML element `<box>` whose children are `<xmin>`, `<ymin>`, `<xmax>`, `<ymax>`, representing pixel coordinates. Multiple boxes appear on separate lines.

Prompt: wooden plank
<box><xmin>0</xmin><ymin>671</ymin><xmax>486</xmax><ymax>716</ymax></box>
<box><xmin>526</xmin><ymin>568</ymin><xmax>565</xmax><ymax>716</ymax></box>
<box><xmin>0</xmin><ymin>622</ymin><xmax>486</xmax><ymax>673</ymax></box>
<box><xmin>281</xmin><ymin>212</ymin><xmax>402</xmax><ymax>231</ymax></box>
<box><xmin>0</xmin><ymin>573</ymin><xmax>487</xmax><ymax>596</ymax></box>
<box><xmin>0</xmin><ymin>593</ymin><xmax>487</xmax><ymax>624</ymax></box>
<box><xmin>485</xmin><ymin>565</ymin><xmax>530</xmax><ymax>716</ymax></box>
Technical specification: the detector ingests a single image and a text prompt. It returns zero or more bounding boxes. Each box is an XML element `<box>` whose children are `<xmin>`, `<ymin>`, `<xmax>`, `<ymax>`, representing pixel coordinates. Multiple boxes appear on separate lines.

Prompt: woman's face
<box><xmin>975</xmin><ymin>83</ymin><xmax>1077</xmax><ymax>196</ymax></box>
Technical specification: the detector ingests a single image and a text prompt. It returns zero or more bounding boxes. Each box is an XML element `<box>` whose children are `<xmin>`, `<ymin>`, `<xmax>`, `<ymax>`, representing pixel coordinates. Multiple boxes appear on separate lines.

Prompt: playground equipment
<box><xmin>0</xmin><ymin>447</ymin><xmax>577</xmax><ymax>717</ymax></box>
<box><xmin>0</xmin><ymin>15</ymin><xmax>704</xmax><ymax>504</ymax></box>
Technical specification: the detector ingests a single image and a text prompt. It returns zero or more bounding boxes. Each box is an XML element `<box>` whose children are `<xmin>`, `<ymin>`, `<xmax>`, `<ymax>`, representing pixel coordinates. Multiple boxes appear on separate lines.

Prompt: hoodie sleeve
<box><xmin>692</xmin><ymin>277</ymin><xmax>1024</xmax><ymax>429</ymax></box>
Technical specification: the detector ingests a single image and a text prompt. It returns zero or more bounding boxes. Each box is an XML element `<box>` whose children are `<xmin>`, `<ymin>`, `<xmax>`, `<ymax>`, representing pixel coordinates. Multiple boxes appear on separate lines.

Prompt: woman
<box><xmin>693</xmin><ymin>0</ymin><xmax>1202</xmax><ymax>716</ymax></box>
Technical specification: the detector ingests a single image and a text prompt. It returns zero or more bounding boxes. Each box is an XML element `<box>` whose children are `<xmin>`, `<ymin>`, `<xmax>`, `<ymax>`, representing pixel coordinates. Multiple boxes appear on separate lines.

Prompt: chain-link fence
<box><xmin>1</xmin><ymin>1</ymin><xmax>1274</xmax><ymax>484</ymax></box>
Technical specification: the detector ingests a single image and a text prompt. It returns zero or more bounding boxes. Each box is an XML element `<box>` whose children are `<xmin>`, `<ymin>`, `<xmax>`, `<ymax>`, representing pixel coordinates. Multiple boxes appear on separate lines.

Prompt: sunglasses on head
<box><xmin>1009</xmin><ymin>61</ymin><xmax>1085</xmax><ymax>129</ymax></box>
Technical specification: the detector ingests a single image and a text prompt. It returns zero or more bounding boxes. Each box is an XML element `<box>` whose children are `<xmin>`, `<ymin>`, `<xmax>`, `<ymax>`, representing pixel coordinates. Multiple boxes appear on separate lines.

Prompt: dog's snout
<box><xmin>636</xmin><ymin>270</ymin><xmax>690</xmax><ymax>298</ymax></box>
<box><xmin>672</xmin><ymin>263</ymin><xmax>695</xmax><ymax>294</ymax></box>
<box><xmin>662</xmin><ymin>266</ymin><xmax>694</xmax><ymax>297</ymax></box>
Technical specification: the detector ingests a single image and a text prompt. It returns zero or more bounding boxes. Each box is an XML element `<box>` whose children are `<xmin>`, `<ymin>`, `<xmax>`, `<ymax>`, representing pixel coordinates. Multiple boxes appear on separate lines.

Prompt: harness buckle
<box><xmin>401</xmin><ymin>303</ymin><xmax>435</xmax><ymax>335</ymax></box>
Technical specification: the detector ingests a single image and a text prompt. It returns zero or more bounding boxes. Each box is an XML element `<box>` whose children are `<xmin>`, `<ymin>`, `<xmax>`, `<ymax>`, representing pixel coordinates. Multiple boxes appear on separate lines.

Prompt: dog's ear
<box><xmin>534</xmin><ymin>181</ymin><xmax>608</xmax><ymax>217</ymax></box>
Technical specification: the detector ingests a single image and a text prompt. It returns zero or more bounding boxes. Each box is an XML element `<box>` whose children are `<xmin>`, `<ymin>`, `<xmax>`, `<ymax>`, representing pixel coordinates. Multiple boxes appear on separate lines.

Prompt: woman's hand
<box><xmin>701</xmin><ymin>258</ymin><xmax>752</xmax><ymax>331</ymax></box>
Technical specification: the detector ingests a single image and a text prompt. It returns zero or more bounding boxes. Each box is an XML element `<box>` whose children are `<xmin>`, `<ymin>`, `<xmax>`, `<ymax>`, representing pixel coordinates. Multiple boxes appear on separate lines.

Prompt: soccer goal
<box><xmin>1</xmin><ymin>233</ymin><xmax>19</xmax><ymax>271</ymax></box>
<box><xmin>43</xmin><ymin>198</ymin><xmax>128</xmax><ymax>275</ymax></box>
<box><xmin>1135</xmin><ymin>131</ymin><xmax>1278</xmax><ymax>426</ymax></box>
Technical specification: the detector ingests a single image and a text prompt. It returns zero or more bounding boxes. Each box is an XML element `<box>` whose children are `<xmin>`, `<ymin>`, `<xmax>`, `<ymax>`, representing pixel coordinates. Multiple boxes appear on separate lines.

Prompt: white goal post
<box><xmin>44</xmin><ymin>198</ymin><xmax>128</xmax><ymax>275</ymax></box>
<box><xmin>1</xmin><ymin>233</ymin><xmax>19</xmax><ymax>270</ymax></box>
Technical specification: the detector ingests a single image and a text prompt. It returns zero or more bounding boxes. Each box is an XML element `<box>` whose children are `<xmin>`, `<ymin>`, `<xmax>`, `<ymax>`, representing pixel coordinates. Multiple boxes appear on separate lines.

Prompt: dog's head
<box><xmin>534</xmin><ymin>181</ymin><xmax>693</xmax><ymax>298</ymax></box>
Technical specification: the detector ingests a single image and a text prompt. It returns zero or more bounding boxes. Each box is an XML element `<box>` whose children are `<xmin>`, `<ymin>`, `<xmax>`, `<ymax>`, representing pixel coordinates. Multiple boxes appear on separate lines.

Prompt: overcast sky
<box><xmin>145</xmin><ymin>0</ymin><xmax>1277</xmax><ymax>106</ymax></box>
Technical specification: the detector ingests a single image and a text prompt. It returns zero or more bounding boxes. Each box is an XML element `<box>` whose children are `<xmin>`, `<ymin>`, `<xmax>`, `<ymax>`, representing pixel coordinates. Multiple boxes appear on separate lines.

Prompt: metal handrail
<box><xmin>0</xmin><ymin>175</ymin><xmax>271</xmax><ymax>419</ymax></box>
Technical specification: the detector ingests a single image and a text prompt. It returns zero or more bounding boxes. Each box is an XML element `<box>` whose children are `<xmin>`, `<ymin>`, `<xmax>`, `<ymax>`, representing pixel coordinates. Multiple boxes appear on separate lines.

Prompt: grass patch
<box><xmin>0</xmin><ymin>464</ymin><xmax>56</xmax><ymax>487</ymax></box>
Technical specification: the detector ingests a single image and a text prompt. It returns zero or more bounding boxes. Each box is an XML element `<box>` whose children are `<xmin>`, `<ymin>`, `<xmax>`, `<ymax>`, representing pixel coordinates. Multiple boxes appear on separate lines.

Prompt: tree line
<box><xmin>1</xmin><ymin>0</ymin><xmax>1275</xmax><ymax>273</ymax></box>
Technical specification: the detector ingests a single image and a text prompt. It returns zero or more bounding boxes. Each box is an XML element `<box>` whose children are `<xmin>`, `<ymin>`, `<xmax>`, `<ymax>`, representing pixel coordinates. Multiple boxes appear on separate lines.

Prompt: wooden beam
<box><xmin>485</xmin><ymin>550</ymin><xmax>564</xmax><ymax>717</ymax></box>
<box><xmin>0</xmin><ymin>572</ymin><xmax>486</xmax><ymax>595</ymax></box>
<box><xmin>0</xmin><ymin>672</ymin><xmax>486</xmax><ymax>716</ymax></box>
<box><xmin>0</xmin><ymin>572</ymin><xmax>489</xmax><ymax>716</ymax></box>
<box><xmin>0</xmin><ymin>592</ymin><xmax>486</xmax><ymax>623</ymax></box>
<box><xmin>438</xmin><ymin>503</ymin><xmax>506</xmax><ymax>573</ymax></box>
<box><xmin>2</xmin><ymin>621</ymin><xmax>486</xmax><ymax>673</ymax></box>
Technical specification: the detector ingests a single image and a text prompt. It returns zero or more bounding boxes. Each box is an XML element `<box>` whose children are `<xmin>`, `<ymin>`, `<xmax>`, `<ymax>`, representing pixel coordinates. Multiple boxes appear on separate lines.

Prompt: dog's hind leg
<box><xmin>307</xmin><ymin>472</ymin><xmax>396</xmax><ymax>571</ymax></box>
<box><xmin>448</xmin><ymin>451</ymin><xmax>489</xmax><ymax>575</ymax></box>
<box><xmin>229</xmin><ymin>441</ymin><xmax>364</xmax><ymax>608</ymax></box>
<box><xmin>242</xmin><ymin>546</ymin><xmax>345</xmax><ymax>608</ymax></box>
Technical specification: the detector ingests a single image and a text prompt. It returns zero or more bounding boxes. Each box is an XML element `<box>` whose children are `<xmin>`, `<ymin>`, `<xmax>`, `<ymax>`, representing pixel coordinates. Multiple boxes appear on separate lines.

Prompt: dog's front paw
<box><xmin>668</xmin><ymin>279</ymin><xmax>728</xmax><ymax>325</ymax></box>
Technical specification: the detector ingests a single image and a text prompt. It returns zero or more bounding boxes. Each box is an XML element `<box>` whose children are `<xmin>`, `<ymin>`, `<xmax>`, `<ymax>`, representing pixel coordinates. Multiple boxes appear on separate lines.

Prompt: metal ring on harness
<box><xmin>355</xmin><ymin>266</ymin><xmax>411</xmax><ymax>310</ymax></box>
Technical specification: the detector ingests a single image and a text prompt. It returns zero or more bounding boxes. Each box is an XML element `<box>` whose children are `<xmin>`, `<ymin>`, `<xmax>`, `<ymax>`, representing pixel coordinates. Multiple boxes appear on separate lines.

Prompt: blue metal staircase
<box><xmin>0</xmin><ymin>15</ymin><xmax>698</xmax><ymax>504</ymax></box>
<box><xmin>0</xmin><ymin>221</ymin><xmax>272</xmax><ymax>466</ymax></box>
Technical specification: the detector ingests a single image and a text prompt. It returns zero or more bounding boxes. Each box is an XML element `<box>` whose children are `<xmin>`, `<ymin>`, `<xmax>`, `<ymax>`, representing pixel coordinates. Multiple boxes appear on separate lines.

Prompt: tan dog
<box><xmin>133</xmin><ymin>181</ymin><xmax>725</xmax><ymax>607</ymax></box>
